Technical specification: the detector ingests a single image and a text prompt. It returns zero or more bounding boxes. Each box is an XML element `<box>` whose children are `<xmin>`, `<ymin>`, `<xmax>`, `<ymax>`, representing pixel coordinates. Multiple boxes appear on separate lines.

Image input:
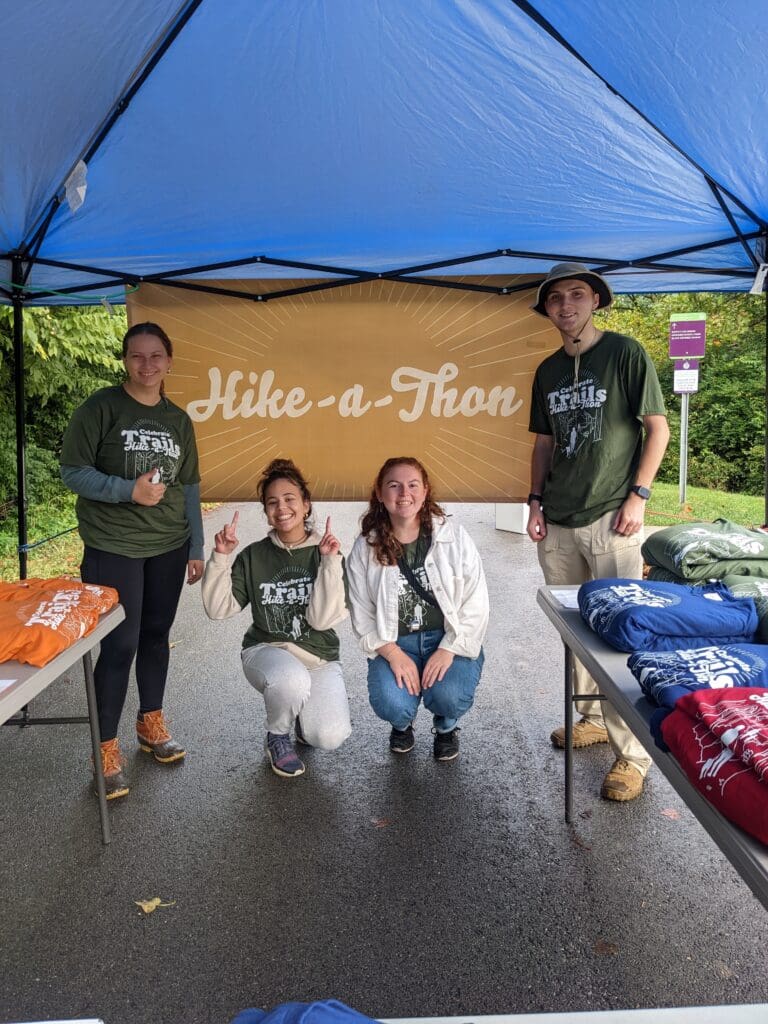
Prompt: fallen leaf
<box><xmin>169</xmin><ymin>641</ymin><xmax>181</xmax><ymax>649</ymax></box>
<box><xmin>593</xmin><ymin>939</ymin><xmax>619</xmax><ymax>956</ymax></box>
<box><xmin>571</xmin><ymin>835</ymin><xmax>592</xmax><ymax>850</ymax></box>
<box><xmin>134</xmin><ymin>897</ymin><xmax>176</xmax><ymax>915</ymax></box>
<box><xmin>713</xmin><ymin>961</ymin><xmax>735</xmax><ymax>980</ymax></box>
<box><xmin>371</xmin><ymin>818</ymin><xmax>392</xmax><ymax>828</ymax></box>
<box><xmin>579</xmin><ymin>809</ymin><xmax>592</xmax><ymax>820</ymax></box>
<box><xmin>660</xmin><ymin>807</ymin><xmax>680</xmax><ymax>820</ymax></box>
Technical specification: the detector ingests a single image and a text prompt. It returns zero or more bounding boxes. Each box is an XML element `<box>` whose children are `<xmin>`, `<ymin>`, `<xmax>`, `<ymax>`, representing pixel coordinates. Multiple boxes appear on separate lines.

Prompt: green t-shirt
<box><xmin>529</xmin><ymin>331</ymin><xmax>666</xmax><ymax>528</ymax></box>
<box><xmin>231</xmin><ymin>537</ymin><xmax>342</xmax><ymax>661</ymax></box>
<box><xmin>397</xmin><ymin>531</ymin><xmax>444</xmax><ymax>636</ymax></box>
<box><xmin>642</xmin><ymin>519</ymin><xmax>768</xmax><ymax>580</ymax></box>
<box><xmin>60</xmin><ymin>386</ymin><xmax>200</xmax><ymax>558</ymax></box>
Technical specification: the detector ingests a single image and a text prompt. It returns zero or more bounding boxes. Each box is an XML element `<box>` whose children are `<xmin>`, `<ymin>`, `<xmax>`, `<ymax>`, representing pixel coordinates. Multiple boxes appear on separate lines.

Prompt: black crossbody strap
<box><xmin>397</xmin><ymin>556</ymin><xmax>440</xmax><ymax>609</ymax></box>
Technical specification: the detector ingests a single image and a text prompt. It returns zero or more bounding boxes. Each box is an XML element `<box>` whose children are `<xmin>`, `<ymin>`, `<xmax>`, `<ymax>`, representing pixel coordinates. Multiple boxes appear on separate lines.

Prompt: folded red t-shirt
<box><xmin>661</xmin><ymin>687</ymin><xmax>768</xmax><ymax>845</ymax></box>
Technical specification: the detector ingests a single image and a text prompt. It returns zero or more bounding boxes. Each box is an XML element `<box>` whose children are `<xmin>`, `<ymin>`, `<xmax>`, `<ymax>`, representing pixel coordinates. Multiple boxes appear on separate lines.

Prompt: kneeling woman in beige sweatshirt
<box><xmin>202</xmin><ymin>458</ymin><xmax>350</xmax><ymax>778</ymax></box>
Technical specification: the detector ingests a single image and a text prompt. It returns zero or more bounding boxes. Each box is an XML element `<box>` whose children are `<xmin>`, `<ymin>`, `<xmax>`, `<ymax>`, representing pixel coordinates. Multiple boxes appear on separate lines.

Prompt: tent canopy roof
<box><xmin>2</xmin><ymin>0</ymin><xmax>765</xmax><ymax>305</ymax></box>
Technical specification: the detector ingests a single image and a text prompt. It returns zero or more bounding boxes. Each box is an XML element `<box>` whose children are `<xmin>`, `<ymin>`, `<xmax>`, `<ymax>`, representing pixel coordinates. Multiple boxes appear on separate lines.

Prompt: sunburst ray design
<box><xmin>128</xmin><ymin>275</ymin><xmax>555</xmax><ymax>502</ymax></box>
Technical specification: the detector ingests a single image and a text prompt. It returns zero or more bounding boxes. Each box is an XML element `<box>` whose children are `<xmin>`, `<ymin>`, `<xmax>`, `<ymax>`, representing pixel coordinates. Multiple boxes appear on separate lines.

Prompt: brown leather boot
<box><xmin>136</xmin><ymin>709</ymin><xmax>186</xmax><ymax>763</ymax></box>
<box><xmin>97</xmin><ymin>737</ymin><xmax>129</xmax><ymax>800</ymax></box>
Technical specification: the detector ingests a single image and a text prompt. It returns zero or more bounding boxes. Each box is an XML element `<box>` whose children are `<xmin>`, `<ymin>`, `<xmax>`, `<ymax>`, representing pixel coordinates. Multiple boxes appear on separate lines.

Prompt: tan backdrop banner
<box><xmin>127</xmin><ymin>278</ymin><xmax>559</xmax><ymax>502</ymax></box>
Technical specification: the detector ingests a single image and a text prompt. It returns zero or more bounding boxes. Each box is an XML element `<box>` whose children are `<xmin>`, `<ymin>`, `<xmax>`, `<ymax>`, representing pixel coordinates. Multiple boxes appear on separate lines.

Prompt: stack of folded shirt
<box><xmin>643</xmin><ymin>519</ymin><xmax>768</xmax><ymax>584</ymax></box>
<box><xmin>660</xmin><ymin>688</ymin><xmax>768</xmax><ymax>845</ymax></box>
<box><xmin>0</xmin><ymin>578</ymin><xmax>119</xmax><ymax>667</ymax></box>
<box><xmin>721</xmin><ymin>575</ymin><xmax>768</xmax><ymax>643</ymax></box>
<box><xmin>628</xmin><ymin>644</ymin><xmax>768</xmax><ymax>708</ymax></box>
<box><xmin>577</xmin><ymin>578</ymin><xmax>758</xmax><ymax>652</ymax></box>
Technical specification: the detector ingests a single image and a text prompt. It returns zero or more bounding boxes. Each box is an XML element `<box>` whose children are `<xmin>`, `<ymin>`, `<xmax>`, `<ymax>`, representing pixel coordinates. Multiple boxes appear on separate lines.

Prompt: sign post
<box><xmin>669</xmin><ymin>314</ymin><xmax>706</xmax><ymax>504</ymax></box>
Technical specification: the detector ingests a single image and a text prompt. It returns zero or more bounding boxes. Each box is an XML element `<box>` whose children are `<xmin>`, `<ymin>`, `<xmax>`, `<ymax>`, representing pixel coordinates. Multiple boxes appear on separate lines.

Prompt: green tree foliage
<box><xmin>0</xmin><ymin>305</ymin><xmax>126</xmax><ymax>509</ymax></box>
<box><xmin>598</xmin><ymin>292</ymin><xmax>766</xmax><ymax>495</ymax></box>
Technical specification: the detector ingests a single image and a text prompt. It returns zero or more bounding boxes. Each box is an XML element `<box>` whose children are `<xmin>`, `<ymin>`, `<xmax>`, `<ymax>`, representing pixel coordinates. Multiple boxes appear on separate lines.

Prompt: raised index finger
<box><xmin>230</xmin><ymin>510</ymin><xmax>239</xmax><ymax>528</ymax></box>
<box><xmin>324</xmin><ymin>516</ymin><xmax>331</xmax><ymax>536</ymax></box>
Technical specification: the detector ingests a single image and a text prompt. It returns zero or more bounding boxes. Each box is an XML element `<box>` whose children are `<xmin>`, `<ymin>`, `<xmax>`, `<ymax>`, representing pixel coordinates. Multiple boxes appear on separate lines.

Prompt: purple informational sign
<box><xmin>669</xmin><ymin>313</ymin><xmax>707</xmax><ymax>358</ymax></box>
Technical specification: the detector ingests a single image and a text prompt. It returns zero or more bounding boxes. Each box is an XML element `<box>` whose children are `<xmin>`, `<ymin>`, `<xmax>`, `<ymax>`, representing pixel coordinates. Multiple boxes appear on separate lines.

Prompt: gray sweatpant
<box><xmin>240</xmin><ymin>643</ymin><xmax>351</xmax><ymax>750</ymax></box>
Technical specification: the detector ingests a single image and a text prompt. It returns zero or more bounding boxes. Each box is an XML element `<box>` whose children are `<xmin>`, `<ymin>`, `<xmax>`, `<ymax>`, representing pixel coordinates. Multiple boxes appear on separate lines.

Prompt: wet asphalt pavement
<box><xmin>2</xmin><ymin>502</ymin><xmax>767</xmax><ymax>1024</ymax></box>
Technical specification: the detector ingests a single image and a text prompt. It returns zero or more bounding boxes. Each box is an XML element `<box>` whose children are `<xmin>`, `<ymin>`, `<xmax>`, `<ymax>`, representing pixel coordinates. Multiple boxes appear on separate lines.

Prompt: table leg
<box><xmin>564</xmin><ymin>640</ymin><xmax>574</xmax><ymax>824</ymax></box>
<box><xmin>82</xmin><ymin>650</ymin><xmax>111</xmax><ymax>845</ymax></box>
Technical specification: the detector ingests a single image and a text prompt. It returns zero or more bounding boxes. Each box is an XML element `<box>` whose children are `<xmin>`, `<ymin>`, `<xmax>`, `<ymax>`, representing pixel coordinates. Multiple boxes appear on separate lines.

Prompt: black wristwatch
<box><xmin>527</xmin><ymin>492</ymin><xmax>543</xmax><ymax>505</ymax></box>
<box><xmin>629</xmin><ymin>484</ymin><xmax>652</xmax><ymax>500</ymax></box>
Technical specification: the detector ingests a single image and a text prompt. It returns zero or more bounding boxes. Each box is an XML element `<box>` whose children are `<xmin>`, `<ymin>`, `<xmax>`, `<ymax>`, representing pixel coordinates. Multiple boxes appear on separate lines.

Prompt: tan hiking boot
<box><xmin>601</xmin><ymin>758</ymin><xmax>644</xmax><ymax>802</ymax></box>
<box><xmin>97</xmin><ymin>737</ymin><xmax>129</xmax><ymax>800</ymax></box>
<box><xmin>550</xmin><ymin>717</ymin><xmax>609</xmax><ymax>749</ymax></box>
<box><xmin>136</xmin><ymin>709</ymin><xmax>186</xmax><ymax>763</ymax></box>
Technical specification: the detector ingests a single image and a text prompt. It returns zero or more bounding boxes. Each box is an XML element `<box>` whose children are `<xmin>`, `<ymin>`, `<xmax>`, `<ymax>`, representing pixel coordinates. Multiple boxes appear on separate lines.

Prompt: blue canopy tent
<box><xmin>2</xmin><ymin>0</ymin><xmax>767</xmax><ymax>571</ymax></box>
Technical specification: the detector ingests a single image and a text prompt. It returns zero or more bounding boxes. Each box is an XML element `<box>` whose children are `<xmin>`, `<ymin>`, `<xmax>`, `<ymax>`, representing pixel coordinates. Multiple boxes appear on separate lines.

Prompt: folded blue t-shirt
<box><xmin>628</xmin><ymin>643</ymin><xmax>768</xmax><ymax>707</ymax></box>
<box><xmin>231</xmin><ymin>1002</ymin><xmax>376</xmax><ymax>1024</ymax></box>
<box><xmin>578</xmin><ymin>578</ymin><xmax>757</xmax><ymax>652</ymax></box>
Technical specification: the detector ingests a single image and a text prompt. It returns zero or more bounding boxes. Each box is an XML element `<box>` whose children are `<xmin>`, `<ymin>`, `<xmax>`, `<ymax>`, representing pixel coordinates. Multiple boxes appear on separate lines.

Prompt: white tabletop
<box><xmin>0</xmin><ymin>605</ymin><xmax>125</xmax><ymax>725</ymax></box>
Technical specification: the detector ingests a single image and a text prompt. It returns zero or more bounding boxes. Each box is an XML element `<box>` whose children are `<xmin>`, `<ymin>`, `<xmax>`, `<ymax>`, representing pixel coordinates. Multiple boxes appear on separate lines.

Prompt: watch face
<box><xmin>633</xmin><ymin>485</ymin><xmax>651</xmax><ymax>500</ymax></box>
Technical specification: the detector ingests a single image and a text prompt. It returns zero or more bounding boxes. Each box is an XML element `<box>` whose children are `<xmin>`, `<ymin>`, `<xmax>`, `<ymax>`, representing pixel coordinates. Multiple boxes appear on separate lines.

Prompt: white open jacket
<box><xmin>347</xmin><ymin>517</ymin><xmax>489</xmax><ymax>659</ymax></box>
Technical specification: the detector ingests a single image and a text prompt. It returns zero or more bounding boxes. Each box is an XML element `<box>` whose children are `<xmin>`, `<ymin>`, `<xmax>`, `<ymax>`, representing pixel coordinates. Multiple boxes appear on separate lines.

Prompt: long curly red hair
<box><xmin>360</xmin><ymin>457</ymin><xmax>446</xmax><ymax>565</ymax></box>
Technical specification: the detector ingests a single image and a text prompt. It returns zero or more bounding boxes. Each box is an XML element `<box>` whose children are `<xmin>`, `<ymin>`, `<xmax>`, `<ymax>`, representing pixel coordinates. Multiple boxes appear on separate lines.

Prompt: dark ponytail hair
<box><xmin>122</xmin><ymin>322</ymin><xmax>173</xmax><ymax>396</ymax></box>
<box><xmin>256</xmin><ymin>458</ymin><xmax>314</xmax><ymax>527</ymax></box>
<box><xmin>360</xmin><ymin>456</ymin><xmax>445</xmax><ymax>565</ymax></box>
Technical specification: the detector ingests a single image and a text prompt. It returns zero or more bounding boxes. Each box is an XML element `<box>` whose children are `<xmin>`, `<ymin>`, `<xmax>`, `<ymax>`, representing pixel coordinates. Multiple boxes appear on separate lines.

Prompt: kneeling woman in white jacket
<box><xmin>347</xmin><ymin>456</ymin><xmax>488</xmax><ymax>762</ymax></box>
<box><xmin>202</xmin><ymin>458</ymin><xmax>351</xmax><ymax>778</ymax></box>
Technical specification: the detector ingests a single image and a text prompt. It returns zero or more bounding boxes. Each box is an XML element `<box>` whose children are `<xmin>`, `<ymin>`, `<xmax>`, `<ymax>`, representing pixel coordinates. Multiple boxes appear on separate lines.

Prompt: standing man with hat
<box><xmin>527</xmin><ymin>262</ymin><xmax>670</xmax><ymax>801</ymax></box>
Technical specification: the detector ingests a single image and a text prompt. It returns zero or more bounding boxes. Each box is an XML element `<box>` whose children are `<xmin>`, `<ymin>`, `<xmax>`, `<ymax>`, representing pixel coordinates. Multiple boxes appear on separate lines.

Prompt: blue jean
<box><xmin>367</xmin><ymin>629</ymin><xmax>484</xmax><ymax>733</ymax></box>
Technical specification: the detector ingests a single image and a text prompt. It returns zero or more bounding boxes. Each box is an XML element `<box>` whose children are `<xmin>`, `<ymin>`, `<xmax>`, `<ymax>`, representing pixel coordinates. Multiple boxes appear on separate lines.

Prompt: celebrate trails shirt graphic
<box><xmin>121</xmin><ymin>419</ymin><xmax>182</xmax><ymax>482</ymax></box>
<box><xmin>258</xmin><ymin>566</ymin><xmax>313</xmax><ymax>641</ymax></box>
<box><xmin>546</xmin><ymin>368</ymin><xmax>607</xmax><ymax>459</ymax></box>
<box><xmin>229</xmin><ymin>539</ymin><xmax>342</xmax><ymax>662</ymax></box>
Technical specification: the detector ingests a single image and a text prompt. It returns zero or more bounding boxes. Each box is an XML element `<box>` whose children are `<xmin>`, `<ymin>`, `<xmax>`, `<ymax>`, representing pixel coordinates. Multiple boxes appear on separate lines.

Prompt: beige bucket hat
<box><xmin>531</xmin><ymin>261</ymin><xmax>613</xmax><ymax>317</ymax></box>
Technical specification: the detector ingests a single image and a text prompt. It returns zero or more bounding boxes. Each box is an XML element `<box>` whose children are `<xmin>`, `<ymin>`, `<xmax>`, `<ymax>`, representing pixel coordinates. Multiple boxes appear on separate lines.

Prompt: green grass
<box><xmin>0</xmin><ymin>487</ymin><xmax>764</xmax><ymax>581</ymax></box>
<box><xmin>647</xmin><ymin>482</ymin><xmax>765</xmax><ymax>528</ymax></box>
<box><xmin>0</xmin><ymin>496</ymin><xmax>82</xmax><ymax>582</ymax></box>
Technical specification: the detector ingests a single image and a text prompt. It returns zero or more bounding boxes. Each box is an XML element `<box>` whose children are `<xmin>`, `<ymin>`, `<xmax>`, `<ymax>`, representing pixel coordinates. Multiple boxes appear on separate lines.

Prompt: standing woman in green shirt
<box><xmin>60</xmin><ymin>322</ymin><xmax>204</xmax><ymax>800</ymax></box>
<box><xmin>201</xmin><ymin>458</ymin><xmax>351</xmax><ymax>779</ymax></box>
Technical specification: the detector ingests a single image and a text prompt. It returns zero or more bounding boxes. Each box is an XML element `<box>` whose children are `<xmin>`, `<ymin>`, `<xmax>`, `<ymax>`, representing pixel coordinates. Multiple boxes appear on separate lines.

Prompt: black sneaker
<box><xmin>389</xmin><ymin>724</ymin><xmax>415</xmax><ymax>754</ymax></box>
<box><xmin>433</xmin><ymin>727</ymin><xmax>460</xmax><ymax>762</ymax></box>
<box><xmin>294</xmin><ymin>716</ymin><xmax>312</xmax><ymax>747</ymax></box>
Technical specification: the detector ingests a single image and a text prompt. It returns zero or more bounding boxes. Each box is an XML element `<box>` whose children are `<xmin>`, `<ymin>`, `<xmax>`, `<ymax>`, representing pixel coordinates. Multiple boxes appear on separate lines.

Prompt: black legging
<box><xmin>81</xmin><ymin>541</ymin><xmax>189</xmax><ymax>741</ymax></box>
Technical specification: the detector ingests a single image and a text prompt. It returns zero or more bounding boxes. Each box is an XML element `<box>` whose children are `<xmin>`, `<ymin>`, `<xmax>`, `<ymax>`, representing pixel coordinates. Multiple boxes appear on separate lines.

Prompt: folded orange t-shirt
<box><xmin>0</xmin><ymin>578</ymin><xmax>119</xmax><ymax>667</ymax></box>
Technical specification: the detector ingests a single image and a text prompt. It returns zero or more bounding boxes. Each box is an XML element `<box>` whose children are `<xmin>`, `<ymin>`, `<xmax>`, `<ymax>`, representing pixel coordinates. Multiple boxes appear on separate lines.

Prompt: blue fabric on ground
<box><xmin>628</xmin><ymin>644</ymin><xmax>768</xmax><ymax>707</ymax></box>
<box><xmin>231</xmin><ymin>1001</ymin><xmax>377</xmax><ymax>1024</ymax></box>
<box><xmin>578</xmin><ymin>578</ymin><xmax>758</xmax><ymax>652</ymax></box>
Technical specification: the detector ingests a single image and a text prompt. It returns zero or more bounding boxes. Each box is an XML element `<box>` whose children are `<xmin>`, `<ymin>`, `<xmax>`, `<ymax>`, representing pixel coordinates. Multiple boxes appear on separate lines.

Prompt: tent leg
<box><xmin>12</xmin><ymin>256</ymin><xmax>28</xmax><ymax>580</ymax></box>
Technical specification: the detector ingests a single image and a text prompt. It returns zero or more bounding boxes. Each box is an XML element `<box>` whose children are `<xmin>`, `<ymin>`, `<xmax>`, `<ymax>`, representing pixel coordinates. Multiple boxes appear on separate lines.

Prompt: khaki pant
<box><xmin>537</xmin><ymin>509</ymin><xmax>652</xmax><ymax>775</ymax></box>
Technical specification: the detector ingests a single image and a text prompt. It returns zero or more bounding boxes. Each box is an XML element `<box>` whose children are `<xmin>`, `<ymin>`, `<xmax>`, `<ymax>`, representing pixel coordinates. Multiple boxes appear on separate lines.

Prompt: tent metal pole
<box><xmin>11</xmin><ymin>256</ymin><xmax>28</xmax><ymax>579</ymax></box>
<box><xmin>765</xmin><ymin>287</ymin><xmax>768</xmax><ymax>527</ymax></box>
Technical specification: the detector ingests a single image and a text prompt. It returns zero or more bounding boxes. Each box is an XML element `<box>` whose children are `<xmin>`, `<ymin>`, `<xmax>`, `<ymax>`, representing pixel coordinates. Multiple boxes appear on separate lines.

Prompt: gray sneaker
<box><xmin>266</xmin><ymin>732</ymin><xmax>305</xmax><ymax>778</ymax></box>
